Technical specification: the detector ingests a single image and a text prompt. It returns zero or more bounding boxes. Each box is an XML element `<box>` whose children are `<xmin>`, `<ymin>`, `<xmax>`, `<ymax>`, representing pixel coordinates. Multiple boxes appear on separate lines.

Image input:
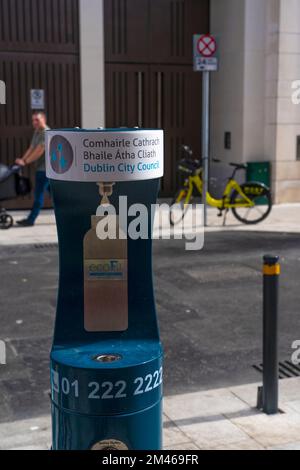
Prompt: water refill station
<box><xmin>45</xmin><ymin>128</ymin><xmax>164</xmax><ymax>450</ymax></box>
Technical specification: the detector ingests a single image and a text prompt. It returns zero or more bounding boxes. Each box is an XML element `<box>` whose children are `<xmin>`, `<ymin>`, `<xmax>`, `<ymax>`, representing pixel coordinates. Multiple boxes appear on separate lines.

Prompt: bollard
<box><xmin>262</xmin><ymin>255</ymin><xmax>280</xmax><ymax>415</ymax></box>
<box><xmin>46</xmin><ymin>128</ymin><xmax>164</xmax><ymax>450</ymax></box>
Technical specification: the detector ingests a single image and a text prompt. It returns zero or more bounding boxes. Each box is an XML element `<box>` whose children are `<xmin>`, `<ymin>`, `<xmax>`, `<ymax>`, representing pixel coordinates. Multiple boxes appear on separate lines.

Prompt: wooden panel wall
<box><xmin>104</xmin><ymin>0</ymin><xmax>210</xmax><ymax>196</ymax></box>
<box><xmin>0</xmin><ymin>0</ymin><xmax>81</xmax><ymax>209</ymax></box>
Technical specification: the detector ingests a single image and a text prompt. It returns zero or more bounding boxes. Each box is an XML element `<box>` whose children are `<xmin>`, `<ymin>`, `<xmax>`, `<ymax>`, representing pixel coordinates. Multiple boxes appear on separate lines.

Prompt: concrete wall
<box><xmin>211</xmin><ymin>0</ymin><xmax>300</xmax><ymax>203</ymax></box>
<box><xmin>273</xmin><ymin>0</ymin><xmax>300</xmax><ymax>202</ymax></box>
<box><xmin>243</xmin><ymin>0</ymin><xmax>267</xmax><ymax>161</ymax></box>
<box><xmin>210</xmin><ymin>0</ymin><xmax>246</xmax><ymax>165</ymax></box>
<box><xmin>210</xmin><ymin>0</ymin><xmax>267</xmax><ymax>164</ymax></box>
<box><xmin>79</xmin><ymin>0</ymin><xmax>105</xmax><ymax>128</ymax></box>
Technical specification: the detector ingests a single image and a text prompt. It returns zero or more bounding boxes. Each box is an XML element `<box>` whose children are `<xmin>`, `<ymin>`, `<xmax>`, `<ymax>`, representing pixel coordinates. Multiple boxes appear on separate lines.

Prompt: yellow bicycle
<box><xmin>170</xmin><ymin>145</ymin><xmax>272</xmax><ymax>226</ymax></box>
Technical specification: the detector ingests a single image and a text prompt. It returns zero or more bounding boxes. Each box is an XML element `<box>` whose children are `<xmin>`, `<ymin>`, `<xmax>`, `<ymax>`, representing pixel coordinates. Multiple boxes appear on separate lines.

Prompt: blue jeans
<box><xmin>28</xmin><ymin>171</ymin><xmax>51</xmax><ymax>224</ymax></box>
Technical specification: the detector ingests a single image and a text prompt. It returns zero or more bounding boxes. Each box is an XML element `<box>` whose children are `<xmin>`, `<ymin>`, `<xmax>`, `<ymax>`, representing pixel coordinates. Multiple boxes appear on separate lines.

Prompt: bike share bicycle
<box><xmin>170</xmin><ymin>145</ymin><xmax>272</xmax><ymax>226</ymax></box>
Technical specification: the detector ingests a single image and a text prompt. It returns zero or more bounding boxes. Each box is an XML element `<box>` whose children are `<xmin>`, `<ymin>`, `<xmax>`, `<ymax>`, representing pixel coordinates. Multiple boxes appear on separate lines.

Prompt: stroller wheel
<box><xmin>0</xmin><ymin>213</ymin><xmax>13</xmax><ymax>229</ymax></box>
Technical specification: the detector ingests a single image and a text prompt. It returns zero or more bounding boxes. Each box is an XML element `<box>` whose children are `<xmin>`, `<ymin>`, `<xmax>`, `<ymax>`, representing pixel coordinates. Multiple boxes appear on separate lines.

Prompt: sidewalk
<box><xmin>1</xmin><ymin>203</ymin><xmax>300</xmax><ymax>247</ymax></box>
<box><xmin>1</xmin><ymin>378</ymin><xmax>300</xmax><ymax>450</ymax></box>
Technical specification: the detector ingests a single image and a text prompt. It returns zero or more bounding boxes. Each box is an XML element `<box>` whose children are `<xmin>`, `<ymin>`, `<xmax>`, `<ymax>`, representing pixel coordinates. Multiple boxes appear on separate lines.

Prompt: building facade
<box><xmin>1</xmin><ymin>0</ymin><xmax>300</xmax><ymax>206</ymax></box>
<box><xmin>211</xmin><ymin>0</ymin><xmax>300</xmax><ymax>203</ymax></box>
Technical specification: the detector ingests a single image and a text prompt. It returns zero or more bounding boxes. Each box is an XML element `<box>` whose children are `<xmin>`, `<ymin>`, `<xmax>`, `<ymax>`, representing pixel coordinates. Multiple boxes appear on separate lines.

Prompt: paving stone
<box><xmin>231</xmin><ymin>408</ymin><xmax>300</xmax><ymax>448</ymax></box>
<box><xmin>203</xmin><ymin>438</ymin><xmax>264</xmax><ymax>450</ymax></box>
<box><xmin>164</xmin><ymin>442</ymin><xmax>200</xmax><ymax>451</ymax></box>
<box><xmin>282</xmin><ymin>400</ymin><xmax>300</xmax><ymax>414</ymax></box>
<box><xmin>163</xmin><ymin>416</ymin><xmax>191</xmax><ymax>447</ymax></box>
<box><xmin>164</xmin><ymin>389</ymin><xmax>250</xmax><ymax>421</ymax></box>
<box><xmin>268</xmin><ymin>442</ymin><xmax>300</xmax><ymax>450</ymax></box>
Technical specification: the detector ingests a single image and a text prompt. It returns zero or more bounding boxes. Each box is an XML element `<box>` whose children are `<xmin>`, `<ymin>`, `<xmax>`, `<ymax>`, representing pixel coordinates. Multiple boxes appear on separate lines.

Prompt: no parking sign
<box><xmin>193</xmin><ymin>34</ymin><xmax>218</xmax><ymax>72</ymax></box>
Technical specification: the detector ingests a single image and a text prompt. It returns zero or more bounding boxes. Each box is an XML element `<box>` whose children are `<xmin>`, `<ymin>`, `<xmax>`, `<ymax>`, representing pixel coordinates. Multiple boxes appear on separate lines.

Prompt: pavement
<box><xmin>0</xmin><ymin>203</ymin><xmax>300</xmax><ymax>450</ymax></box>
<box><xmin>2</xmin><ymin>378</ymin><xmax>300</xmax><ymax>450</ymax></box>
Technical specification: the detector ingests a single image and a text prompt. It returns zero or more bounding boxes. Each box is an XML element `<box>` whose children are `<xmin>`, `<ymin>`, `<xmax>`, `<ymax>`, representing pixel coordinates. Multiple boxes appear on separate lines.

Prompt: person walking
<box><xmin>15</xmin><ymin>111</ymin><xmax>51</xmax><ymax>227</ymax></box>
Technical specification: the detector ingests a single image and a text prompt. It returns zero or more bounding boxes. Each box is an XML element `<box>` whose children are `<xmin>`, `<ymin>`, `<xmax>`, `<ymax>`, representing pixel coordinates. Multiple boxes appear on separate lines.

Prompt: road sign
<box><xmin>197</xmin><ymin>35</ymin><xmax>217</xmax><ymax>57</ymax></box>
<box><xmin>30</xmin><ymin>89</ymin><xmax>45</xmax><ymax>109</ymax></box>
<box><xmin>193</xmin><ymin>34</ymin><xmax>218</xmax><ymax>72</ymax></box>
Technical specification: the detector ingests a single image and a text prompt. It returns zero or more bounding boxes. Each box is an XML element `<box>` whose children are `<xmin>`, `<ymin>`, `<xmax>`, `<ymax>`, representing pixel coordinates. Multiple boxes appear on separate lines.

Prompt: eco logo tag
<box><xmin>84</xmin><ymin>259</ymin><xmax>127</xmax><ymax>281</ymax></box>
<box><xmin>50</xmin><ymin>135</ymin><xmax>74</xmax><ymax>174</ymax></box>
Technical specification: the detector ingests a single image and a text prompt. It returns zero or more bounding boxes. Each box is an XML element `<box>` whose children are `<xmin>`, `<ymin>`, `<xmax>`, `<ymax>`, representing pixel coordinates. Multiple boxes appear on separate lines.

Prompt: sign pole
<box><xmin>202</xmin><ymin>71</ymin><xmax>210</xmax><ymax>227</ymax></box>
<box><xmin>193</xmin><ymin>33</ymin><xmax>218</xmax><ymax>227</ymax></box>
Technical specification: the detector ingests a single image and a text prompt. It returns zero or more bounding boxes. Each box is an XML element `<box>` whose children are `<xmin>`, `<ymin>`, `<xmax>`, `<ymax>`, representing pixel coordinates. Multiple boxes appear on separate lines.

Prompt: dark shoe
<box><xmin>16</xmin><ymin>219</ymin><xmax>34</xmax><ymax>227</ymax></box>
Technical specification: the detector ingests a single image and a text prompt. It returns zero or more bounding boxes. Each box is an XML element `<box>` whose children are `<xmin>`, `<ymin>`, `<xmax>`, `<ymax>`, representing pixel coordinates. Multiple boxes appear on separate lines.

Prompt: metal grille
<box><xmin>253</xmin><ymin>360</ymin><xmax>300</xmax><ymax>379</ymax></box>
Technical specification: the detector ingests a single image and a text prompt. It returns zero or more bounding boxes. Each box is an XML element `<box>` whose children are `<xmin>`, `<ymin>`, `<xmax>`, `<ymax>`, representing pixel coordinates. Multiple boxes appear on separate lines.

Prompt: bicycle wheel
<box><xmin>0</xmin><ymin>213</ymin><xmax>13</xmax><ymax>229</ymax></box>
<box><xmin>169</xmin><ymin>189</ymin><xmax>191</xmax><ymax>226</ymax></box>
<box><xmin>231</xmin><ymin>182</ymin><xmax>272</xmax><ymax>225</ymax></box>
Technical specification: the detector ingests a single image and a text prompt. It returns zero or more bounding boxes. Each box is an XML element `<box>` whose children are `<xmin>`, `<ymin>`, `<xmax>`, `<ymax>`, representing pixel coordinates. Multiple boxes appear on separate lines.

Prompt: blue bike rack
<box><xmin>47</xmin><ymin>128</ymin><xmax>164</xmax><ymax>450</ymax></box>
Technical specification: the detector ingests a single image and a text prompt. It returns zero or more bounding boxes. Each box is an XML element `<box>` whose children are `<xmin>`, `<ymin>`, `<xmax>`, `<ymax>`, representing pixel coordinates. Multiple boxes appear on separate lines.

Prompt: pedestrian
<box><xmin>15</xmin><ymin>111</ymin><xmax>51</xmax><ymax>227</ymax></box>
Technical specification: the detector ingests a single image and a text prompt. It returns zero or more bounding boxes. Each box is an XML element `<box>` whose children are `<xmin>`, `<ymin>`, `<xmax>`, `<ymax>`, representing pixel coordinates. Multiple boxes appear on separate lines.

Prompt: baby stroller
<box><xmin>0</xmin><ymin>164</ymin><xmax>32</xmax><ymax>229</ymax></box>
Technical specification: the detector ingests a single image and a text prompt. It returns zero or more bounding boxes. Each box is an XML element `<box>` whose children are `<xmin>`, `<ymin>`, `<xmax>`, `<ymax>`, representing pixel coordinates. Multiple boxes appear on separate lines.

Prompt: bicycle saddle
<box><xmin>229</xmin><ymin>163</ymin><xmax>247</xmax><ymax>170</ymax></box>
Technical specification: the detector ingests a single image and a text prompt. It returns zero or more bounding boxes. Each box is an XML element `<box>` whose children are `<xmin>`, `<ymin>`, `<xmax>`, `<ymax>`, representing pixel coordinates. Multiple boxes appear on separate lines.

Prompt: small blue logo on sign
<box><xmin>50</xmin><ymin>135</ymin><xmax>73</xmax><ymax>174</ymax></box>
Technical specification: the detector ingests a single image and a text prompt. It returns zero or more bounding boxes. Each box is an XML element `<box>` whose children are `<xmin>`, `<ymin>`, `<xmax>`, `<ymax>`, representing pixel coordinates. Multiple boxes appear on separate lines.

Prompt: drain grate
<box><xmin>34</xmin><ymin>243</ymin><xmax>58</xmax><ymax>250</ymax></box>
<box><xmin>253</xmin><ymin>360</ymin><xmax>300</xmax><ymax>379</ymax></box>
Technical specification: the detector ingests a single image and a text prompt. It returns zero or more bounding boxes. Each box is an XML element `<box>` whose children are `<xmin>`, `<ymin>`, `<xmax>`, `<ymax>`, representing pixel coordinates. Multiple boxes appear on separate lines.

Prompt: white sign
<box><xmin>194</xmin><ymin>57</ymin><xmax>218</xmax><ymax>72</ymax></box>
<box><xmin>30</xmin><ymin>89</ymin><xmax>45</xmax><ymax>109</ymax></box>
<box><xmin>46</xmin><ymin>129</ymin><xmax>164</xmax><ymax>182</ymax></box>
<box><xmin>193</xmin><ymin>34</ymin><xmax>218</xmax><ymax>72</ymax></box>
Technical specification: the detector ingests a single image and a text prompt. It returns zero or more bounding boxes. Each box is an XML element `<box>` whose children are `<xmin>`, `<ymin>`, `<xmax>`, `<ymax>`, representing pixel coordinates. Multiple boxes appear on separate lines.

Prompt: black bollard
<box><xmin>262</xmin><ymin>255</ymin><xmax>280</xmax><ymax>415</ymax></box>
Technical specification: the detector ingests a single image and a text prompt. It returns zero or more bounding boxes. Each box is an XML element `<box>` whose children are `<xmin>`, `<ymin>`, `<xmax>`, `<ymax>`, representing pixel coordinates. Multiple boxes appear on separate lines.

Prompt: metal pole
<box><xmin>262</xmin><ymin>255</ymin><xmax>280</xmax><ymax>415</ymax></box>
<box><xmin>202</xmin><ymin>71</ymin><xmax>210</xmax><ymax>227</ymax></box>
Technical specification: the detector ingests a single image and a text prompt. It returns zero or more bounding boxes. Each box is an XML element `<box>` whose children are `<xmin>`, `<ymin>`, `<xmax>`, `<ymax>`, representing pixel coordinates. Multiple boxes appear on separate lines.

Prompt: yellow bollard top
<box><xmin>263</xmin><ymin>255</ymin><xmax>280</xmax><ymax>276</ymax></box>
